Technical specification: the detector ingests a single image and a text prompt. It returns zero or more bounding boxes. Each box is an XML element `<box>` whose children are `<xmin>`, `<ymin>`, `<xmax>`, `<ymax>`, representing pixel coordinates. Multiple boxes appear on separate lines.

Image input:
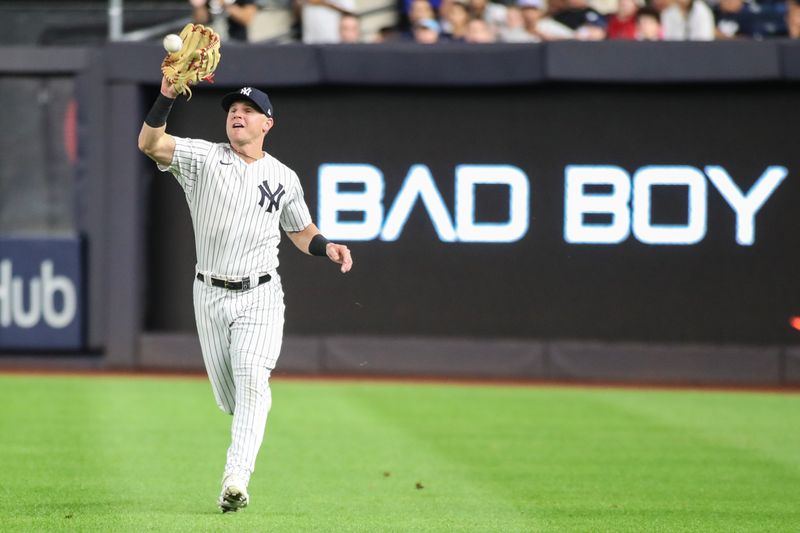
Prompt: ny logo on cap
<box><xmin>241</xmin><ymin>87</ymin><xmax>252</xmax><ymax>96</ymax></box>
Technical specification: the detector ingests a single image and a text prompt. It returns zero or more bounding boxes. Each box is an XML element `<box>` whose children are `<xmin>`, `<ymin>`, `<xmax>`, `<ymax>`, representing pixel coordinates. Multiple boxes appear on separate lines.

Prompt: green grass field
<box><xmin>0</xmin><ymin>374</ymin><xmax>798</xmax><ymax>532</ymax></box>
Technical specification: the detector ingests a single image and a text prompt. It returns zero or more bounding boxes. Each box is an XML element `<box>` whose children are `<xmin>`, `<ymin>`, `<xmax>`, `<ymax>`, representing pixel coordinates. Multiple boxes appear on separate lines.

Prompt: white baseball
<box><xmin>163</xmin><ymin>34</ymin><xmax>182</xmax><ymax>53</ymax></box>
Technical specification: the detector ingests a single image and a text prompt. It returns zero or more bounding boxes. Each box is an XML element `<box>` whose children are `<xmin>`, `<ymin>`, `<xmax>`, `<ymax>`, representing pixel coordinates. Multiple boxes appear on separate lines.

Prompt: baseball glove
<box><xmin>161</xmin><ymin>23</ymin><xmax>221</xmax><ymax>100</ymax></box>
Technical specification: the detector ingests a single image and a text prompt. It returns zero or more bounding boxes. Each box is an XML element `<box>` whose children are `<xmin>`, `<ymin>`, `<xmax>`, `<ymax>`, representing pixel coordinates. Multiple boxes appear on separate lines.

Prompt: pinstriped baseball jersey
<box><xmin>159</xmin><ymin>136</ymin><xmax>312</xmax><ymax>277</ymax></box>
<box><xmin>155</xmin><ymin>133</ymin><xmax>312</xmax><ymax>490</ymax></box>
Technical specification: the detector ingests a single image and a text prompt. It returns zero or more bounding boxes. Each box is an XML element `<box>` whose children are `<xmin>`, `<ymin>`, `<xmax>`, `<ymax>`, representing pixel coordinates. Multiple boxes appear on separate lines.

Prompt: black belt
<box><xmin>196</xmin><ymin>273</ymin><xmax>271</xmax><ymax>291</ymax></box>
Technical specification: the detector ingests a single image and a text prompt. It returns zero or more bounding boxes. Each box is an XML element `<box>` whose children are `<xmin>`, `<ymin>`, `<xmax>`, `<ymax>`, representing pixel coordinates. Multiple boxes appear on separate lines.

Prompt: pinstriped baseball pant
<box><xmin>193</xmin><ymin>275</ymin><xmax>285</xmax><ymax>485</ymax></box>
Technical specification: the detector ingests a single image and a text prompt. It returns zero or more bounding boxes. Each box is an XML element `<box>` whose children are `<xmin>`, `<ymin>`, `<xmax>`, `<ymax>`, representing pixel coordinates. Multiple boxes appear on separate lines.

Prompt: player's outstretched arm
<box><xmin>138</xmin><ymin>77</ymin><xmax>178</xmax><ymax>167</ymax></box>
<box><xmin>287</xmin><ymin>223</ymin><xmax>353</xmax><ymax>273</ymax></box>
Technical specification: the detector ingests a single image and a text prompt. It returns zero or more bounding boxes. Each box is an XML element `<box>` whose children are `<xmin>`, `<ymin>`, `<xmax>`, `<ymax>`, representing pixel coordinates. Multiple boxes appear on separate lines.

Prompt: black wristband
<box><xmin>144</xmin><ymin>94</ymin><xmax>176</xmax><ymax>128</ymax></box>
<box><xmin>309</xmin><ymin>234</ymin><xmax>331</xmax><ymax>257</ymax></box>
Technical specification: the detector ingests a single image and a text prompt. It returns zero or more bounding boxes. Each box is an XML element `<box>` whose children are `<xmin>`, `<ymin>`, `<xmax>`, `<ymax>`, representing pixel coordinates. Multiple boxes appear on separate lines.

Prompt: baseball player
<box><xmin>138</xmin><ymin>77</ymin><xmax>353</xmax><ymax>512</ymax></box>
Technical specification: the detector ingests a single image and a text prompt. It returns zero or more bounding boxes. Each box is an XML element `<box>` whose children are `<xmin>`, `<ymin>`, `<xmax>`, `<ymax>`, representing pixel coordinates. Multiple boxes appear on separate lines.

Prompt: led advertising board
<box><xmin>148</xmin><ymin>86</ymin><xmax>800</xmax><ymax>344</ymax></box>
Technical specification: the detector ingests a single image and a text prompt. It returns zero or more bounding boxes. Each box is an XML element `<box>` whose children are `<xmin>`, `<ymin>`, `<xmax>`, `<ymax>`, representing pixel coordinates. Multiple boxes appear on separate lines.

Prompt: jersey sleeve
<box><xmin>280</xmin><ymin>172</ymin><xmax>313</xmax><ymax>232</ymax></box>
<box><xmin>157</xmin><ymin>136</ymin><xmax>214</xmax><ymax>195</ymax></box>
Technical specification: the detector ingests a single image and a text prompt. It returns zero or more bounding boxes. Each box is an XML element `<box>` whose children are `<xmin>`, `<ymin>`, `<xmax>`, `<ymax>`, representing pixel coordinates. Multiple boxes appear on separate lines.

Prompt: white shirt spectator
<box><xmin>302</xmin><ymin>0</ymin><xmax>356</xmax><ymax>43</ymax></box>
<box><xmin>469</xmin><ymin>0</ymin><xmax>509</xmax><ymax>29</ymax></box>
<box><xmin>661</xmin><ymin>0</ymin><xmax>715</xmax><ymax>40</ymax></box>
<box><xmin>537</xmin><ymin>17</ymin><xmax>577</xmax><ymax>39</ymax></box>
<box><xmin>484</xmin><ymin>2</ymin><xmax>509</xmax><ymax>27</ymax></box>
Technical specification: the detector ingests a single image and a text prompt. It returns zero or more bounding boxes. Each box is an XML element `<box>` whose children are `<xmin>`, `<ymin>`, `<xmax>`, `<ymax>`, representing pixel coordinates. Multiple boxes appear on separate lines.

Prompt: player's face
<box><xmin>226</xmin><ymin>101</ymin><xmax>272</xmax><ymax>145</ymax></box>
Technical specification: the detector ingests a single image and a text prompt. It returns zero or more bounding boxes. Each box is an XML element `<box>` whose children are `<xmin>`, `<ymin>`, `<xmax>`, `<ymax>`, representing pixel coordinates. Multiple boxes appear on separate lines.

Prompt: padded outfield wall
<box><xmin>2</xmin><ymin>42</ymin><xmax>800</xmax><ymax>384</ymax></box>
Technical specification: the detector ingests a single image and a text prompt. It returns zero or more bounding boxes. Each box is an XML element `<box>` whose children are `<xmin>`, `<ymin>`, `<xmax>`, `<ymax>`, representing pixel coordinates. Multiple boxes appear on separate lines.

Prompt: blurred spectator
<box><xmin>553</xmin><ymin>0</ymin><xmax>606</xmax><ymax>30</ymax></box>
<box><xmin>548</xmin><ymin>0</ymin><xmax>569</xmax><ymax>16</ymax></box>
<box><xmin>788</xmin><ymin>0</ymin><xmax>800</xmax><ymax>37</ymax></box>
<box><xmin>470</xmin><ymin>0</ymin><xmax>510</xmax><ymax>27</ymax></box>
<box><xmin>190</xmin><ymin>0</ymin><xmax>258</xmax><ymax>42</ymax></box>
<box><xmin>396</xmin><ymin>0</ymin><xmax>437</xmax><ymax>37</ymax></box>
<box><xmin>413</xmin><ymin>18</ymin><xmax>443</xmax><ymax>42</ymax></box>
<box><xmin>591</xmin><ymin>0</ymin><xmax>620</xmax><ymax>15</ymax></box>
<box><xmin>372</xmin><ymin>24</ymin><xmax>403</xmax><ymax>41</ymax></box>
<box><xmin>499</xmin><ymin>4</ymin><xmax>540</xmax><ymax>40</ymax></box>
<box><xmin>661</xmin><ymin>0</ymin><xmax>715</xmax><ymax>39</ymax></box>
<box><xmin>409</xmin><ymin>0</ymin><xmax>438</xmax><ymax>25</ymax></box>
<box><xmin>438</xmin><ymin>0</ymin><xmax>453</xmax><ymax>32</ymax></box>
<box><xmin>607</xmin><ymin>0</ymin><xmax>640</xmax><ymax>38</ymax></box>
<box><xmin>515</xmin><ymin>0</ymin><xmax>576</xmax><ymax>39</ymax></box>
<box><xmin>753</xmin><ymin>0</ymin><xmax>788</xmax><ymax>37</ymax></box>
<box><xmin>439</xmin><ymin>0</ymin><xmax>455</xmax><ymax>26</ymax></box>
<box><xmin>648</xmin><ymin>0</ymin><xmax>674</xmax><ymax>15</ymax></box>
<box><xmin>300</xmin><ymin>0</ymin><xmax>356</xmax><ymax>43</ymax></box>
<box><xmin>714</xmin><ymin>0</ymin><xmax>758</xmax><ymax>38</ymax></box>
<box><xmin>465</xmin><ymin>17</ymin><xmax>499</xmax><ymax>41</ymax></box>
<box><xmin>406</xmin><ymin>0</ymin><xmax>444</xmax><ymax>16</ymax></box>
<box><xmin>442</xmin><ymin>0</ymin><xmax>471</xmax><ymax>39</ymax></box>
<box><xmin>340</xmin><ymin>13</ymin><xmax>362</xmax><ymax>42</ymax></box>
<box><xmin>636</xmin><ymin>6</ymin><xmax>664</xmax><ymax>37</ymax></box>
<box><xmin>576</xmin><ymin>14</ymin><xmax>609</xmax><ymax>37</ymax></box>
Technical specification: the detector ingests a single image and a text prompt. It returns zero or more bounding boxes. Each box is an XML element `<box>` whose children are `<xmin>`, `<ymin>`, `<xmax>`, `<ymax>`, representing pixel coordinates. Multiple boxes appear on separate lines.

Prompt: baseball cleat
<box><xmin>218</xmin><ymin>475</ymin><xmax>249</xmax><ymax>513</ymax></box>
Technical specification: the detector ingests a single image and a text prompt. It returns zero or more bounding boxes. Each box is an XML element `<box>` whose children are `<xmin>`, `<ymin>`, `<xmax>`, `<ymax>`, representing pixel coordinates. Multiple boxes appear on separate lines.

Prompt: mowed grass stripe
<box><xmin>333</xmin><ymin>384</ymin><xmax>800</xmax><ymax>532</ymax></box>
<box><xmin>0</xmin><ymin>376</ymin><xmax>230</xmax><ymax>531</ymax></box>
<box><xmin>0</xmin><ymin>375</ymin><xmax>798</xmax><ymax>532</ymax></box>
<box><xmin>596</xmin><ymin>389</ymin><xmax>800</xmax><ymax>472</ymax></box>
<box><xmin>260</xmin><ymin>382</ymin><xmax>540</xmax><ymax>532</ymax></box>
<box><xmin>525</xmin><ymin>389</ymin><xmax>800</xmax><ymax>532</ymax></box>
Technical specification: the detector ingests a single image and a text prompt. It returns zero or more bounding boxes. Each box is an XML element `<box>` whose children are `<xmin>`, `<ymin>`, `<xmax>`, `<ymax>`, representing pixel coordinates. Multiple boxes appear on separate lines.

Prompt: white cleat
<box><xmin>218</xmin><ymin>475</ymin><xmax>249</xmax><ymax>513</ymax></box>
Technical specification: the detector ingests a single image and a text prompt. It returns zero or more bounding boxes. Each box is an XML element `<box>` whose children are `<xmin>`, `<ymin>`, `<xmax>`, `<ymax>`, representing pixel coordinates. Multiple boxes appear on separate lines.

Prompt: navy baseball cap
<box><xmin>221</xmin><ymin>87</ymin><xmax>273</xmax><ymax>118</ymax></box>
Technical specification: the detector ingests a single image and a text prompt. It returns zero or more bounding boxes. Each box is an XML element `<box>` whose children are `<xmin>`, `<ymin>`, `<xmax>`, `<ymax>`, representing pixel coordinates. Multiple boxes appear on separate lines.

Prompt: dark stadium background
<box><xmin>145</xmin><ymin>84</ymin><xmax>800</xmax><ymax>344</ymax></box>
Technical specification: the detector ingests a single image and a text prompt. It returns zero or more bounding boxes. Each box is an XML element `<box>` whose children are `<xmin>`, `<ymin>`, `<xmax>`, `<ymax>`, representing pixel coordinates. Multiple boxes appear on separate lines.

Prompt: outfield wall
<box><xmin>1</xmin><ymin>42</ymin><xmax>800</xmax><ymax>385</ymax></box>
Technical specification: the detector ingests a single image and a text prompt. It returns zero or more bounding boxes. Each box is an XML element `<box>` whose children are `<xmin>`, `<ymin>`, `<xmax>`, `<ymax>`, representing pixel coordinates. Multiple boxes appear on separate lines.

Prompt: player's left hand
<box><xmin>326</xmin><ymin>243</ymin><xmax>353</xmax><ymax>273</ymax></box>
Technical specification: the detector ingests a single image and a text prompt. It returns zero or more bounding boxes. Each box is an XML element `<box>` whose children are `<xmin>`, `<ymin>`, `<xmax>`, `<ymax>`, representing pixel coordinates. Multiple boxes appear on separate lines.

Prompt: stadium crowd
<box><xmin>192</xmin><ymin>0</ymin><xmax>800</xmax><ymax>43</ymax></box>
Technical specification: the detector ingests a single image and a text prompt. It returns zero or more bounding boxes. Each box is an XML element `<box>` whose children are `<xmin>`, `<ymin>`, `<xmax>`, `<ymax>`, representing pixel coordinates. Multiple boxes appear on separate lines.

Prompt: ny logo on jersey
<box><xmin>241</xmin><ymin>87</ymin><xmax>252</xmax><ymax>96</ymax></box>
<box><xmin>258</xmin><ymin>181</ymin><xmax>285</xmax><ymax>213</ymax></box>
